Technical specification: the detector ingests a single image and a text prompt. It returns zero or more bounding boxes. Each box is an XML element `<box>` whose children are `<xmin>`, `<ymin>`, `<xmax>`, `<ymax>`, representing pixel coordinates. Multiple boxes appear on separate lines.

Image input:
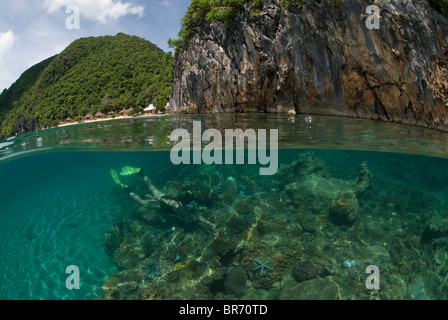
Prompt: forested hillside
<box><xmin>0</xmin><ymin>33</ymin><xmax>174</xmax><ymax>138</ymax></box>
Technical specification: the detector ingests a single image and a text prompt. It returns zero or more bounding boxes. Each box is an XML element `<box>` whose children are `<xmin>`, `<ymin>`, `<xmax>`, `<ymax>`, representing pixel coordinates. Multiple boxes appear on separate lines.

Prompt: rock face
<box><xmin>170</xmin><ymin>0</ymin><xmax>448</xmax><ymax>131</ymax></box>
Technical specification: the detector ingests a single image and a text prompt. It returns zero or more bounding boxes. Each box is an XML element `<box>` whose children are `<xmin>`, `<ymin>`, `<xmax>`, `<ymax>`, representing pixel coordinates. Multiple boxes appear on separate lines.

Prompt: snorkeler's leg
<box><xmin>144</xmin><ymin>176</ymin><xmax>165</xmax><ymax>198</ymax></box>
<box><xmin>129</xmin><ymin>192</ymin><xmax>151</xmax><ymax>208</ymax></box>
<box><xmin>145</xmin><ymin>194</ymin><xmax>160</xmax><ymax>201</ymax></box>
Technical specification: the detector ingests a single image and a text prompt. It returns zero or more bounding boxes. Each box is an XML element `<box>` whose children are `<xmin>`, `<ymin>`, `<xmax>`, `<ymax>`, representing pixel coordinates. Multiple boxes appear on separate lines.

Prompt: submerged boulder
<box><xmin>285</xmin><ymin>177</ymin><xmax>356</xmax><ymax>214</ymax></box>
<box><xmin>112</xmin><ymin>243</ymin><xmax>145</xmax><ymax>270</ymax></box>
<box><xmin>422</xmin><ymin>217</ymin><xmax>448</xmax><ymax>244</ymax></box>
<box><xmin>356</xmin><ymin>161</ymin><xmax>372</xmax><ymax>198</ymax></box>
<box><xmin>224</xmin><ymin>267</ymin><xmax>248</xmax><ymax>297</ymax></box>
<box><xmin>328</xmin><ymin>193</ymin><xmax>360</xmax><ymax>226</ymax></box>
<box><xmin>292</xmin><ymin>260</ymin><xmax>320</xmax><ymax>283</ymax></box>
<box><xmin>278</xmin><ymin>152</ymin><xmax>329</xmax><ymax>185</ymax></box>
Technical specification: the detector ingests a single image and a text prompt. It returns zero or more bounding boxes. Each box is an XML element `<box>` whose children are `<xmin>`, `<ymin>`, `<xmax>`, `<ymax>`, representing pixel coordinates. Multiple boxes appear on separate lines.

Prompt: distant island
<box><xmin>0</xmin><ymin>33</ymin><xmax>174</xmax><ymax>139</ymax></box>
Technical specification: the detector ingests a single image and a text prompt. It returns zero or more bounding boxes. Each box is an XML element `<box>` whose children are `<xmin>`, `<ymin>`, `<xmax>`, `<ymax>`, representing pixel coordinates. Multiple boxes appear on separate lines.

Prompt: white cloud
<box><xmin>43</xmin><ymin>0</ymin><xmax>145</xmax><ymax>23</ymax></box>
<box><xmin>0</xmin><ymin>30</ymin><xmax>15</xmax><ymax>64</ymax></box>
<box><xmin>160</xmin><ymin>1</ymin><xmax>170</xmax><ymax>7</ymax></box>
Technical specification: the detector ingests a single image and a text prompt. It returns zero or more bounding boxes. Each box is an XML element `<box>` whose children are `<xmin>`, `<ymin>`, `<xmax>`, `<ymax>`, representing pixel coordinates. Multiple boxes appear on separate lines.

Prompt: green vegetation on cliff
<box><xmin>0</xmin><ymin>33</ymin><xmax>174</xmax><ymax>138</ymax></box>
<box><xmin>432</xmin><ymin>0</ymin><xmax>448</xmax><ymax>16</ymax></box>
<box><xmin>169</xmin><ymin>0</ymin><xmax>448</xmax><ymax>54</ymax></box>
<box><xmin>168</xmin><ymin>0</ymin><xmax>246</xmax><ymax>53</ymax></box>
<box><xmin>168</xmin><ymin>0</ymin><xmax>309</xmax><ymax>53</ymax></box>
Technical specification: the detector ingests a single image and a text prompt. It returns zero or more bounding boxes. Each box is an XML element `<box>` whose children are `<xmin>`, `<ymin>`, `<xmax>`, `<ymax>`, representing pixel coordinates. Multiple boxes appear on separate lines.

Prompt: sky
<box><xmin>0</xmin><ymin>0</ymin><xmax>191</xmax><ymax>92</ymax></box>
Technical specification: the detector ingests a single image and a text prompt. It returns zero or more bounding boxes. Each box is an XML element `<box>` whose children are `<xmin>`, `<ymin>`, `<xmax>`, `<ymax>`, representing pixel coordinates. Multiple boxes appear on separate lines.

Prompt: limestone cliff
<box><xmin>170</xmin><ymin>0</ymin><xmax>448</xmax><ymax>131</ymax></box>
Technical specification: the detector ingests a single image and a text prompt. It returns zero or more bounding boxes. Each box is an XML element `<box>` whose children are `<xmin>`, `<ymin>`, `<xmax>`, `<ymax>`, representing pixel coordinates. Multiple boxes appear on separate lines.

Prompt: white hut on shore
<box><xmin>144</xmin><ymin>104</ymin><xmax>157</xmax><ymax>114</ymax></box>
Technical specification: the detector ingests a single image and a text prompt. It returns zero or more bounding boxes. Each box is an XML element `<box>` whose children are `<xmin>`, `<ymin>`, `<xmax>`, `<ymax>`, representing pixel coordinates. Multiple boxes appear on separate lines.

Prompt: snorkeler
<box><xmin>129</xmin><ymin>176</ymin><xmax>216</xmax><ymax>230</ymax></box>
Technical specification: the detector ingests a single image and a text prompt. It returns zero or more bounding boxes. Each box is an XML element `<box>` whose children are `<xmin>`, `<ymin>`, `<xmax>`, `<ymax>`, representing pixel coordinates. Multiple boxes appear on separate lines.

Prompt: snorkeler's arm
<box><xmin>198</xmin><ymin>215</ymin><xmax>216</xmax><ymax>230</ymax></box>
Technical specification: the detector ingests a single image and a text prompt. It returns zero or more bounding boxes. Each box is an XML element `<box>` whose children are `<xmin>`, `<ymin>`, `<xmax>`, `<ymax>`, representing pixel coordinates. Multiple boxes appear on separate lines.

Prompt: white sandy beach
<box><xmin>56</xmin><ymin>113</ymin><xmax>170</xmax><ymax>129</ymax></box>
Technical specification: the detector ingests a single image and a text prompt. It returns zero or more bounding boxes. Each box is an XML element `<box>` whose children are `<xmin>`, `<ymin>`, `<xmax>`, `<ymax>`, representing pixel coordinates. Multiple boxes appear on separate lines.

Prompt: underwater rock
<box><xmin>112</xmin><ymin>243</ymin><xmax>145</xmax><ymax>270</ymax></box>
<box><xmin>278</xmin><ymin>152</ymin><xmax>329</xmax><ymax>185</ymax></box>
<box><xmin>328</xmin><ymin>193</ymin><xmax>360</xmax><ymax>226</ymax></box>
<box><xmin>356</xmin><ymin>161</ymin><xmax>371</xmax><ymax>198</ymax></box>
<box><xmin>234</xmin><ymin>198</ymin><xmax>260</xmax><ymax>216</ymax></box>
<box><xmin>203</xmin><ymin>233</ymin><xmax>238</xmax><ymax>266</ymax></box>
<box><xmin>422</xmin><ymin>217</ymin><xmax>448</xmax><ymax>243</ymax></box>
<box><xmin>285</xmin><ymin>178</ymin><xmax>335</xmax><ymax>214</ymax></box>
<box><xmin>282</xmin><ymin>153</ymin><xmax>364</xmax><ymax>214</ymax></box>
<box><xmin>227</xmin><ymin>215</ymin><xmax>251</xmax><ymax>236</ymax></box>
<box><xmin>408</xmin><ymin>277</ymin><xmax>428</xmax><ymax>300</ymax></box>
<box><xmin>174</xmin><ymin>259</ymin><xmax>208</xmax><ymax>280</ymax></box>
<box><xmin>212</xmin><ymin>179</ymin><xmax>238</xmax><ymax>204</ymax></box>
<box><xmin>140</xmin><ymin>230</ymin><xmax>164</xmax><ymax>256</ymax></box>
<box><xmin>116</xmin><ymin>281</ymin><xmax>139</xmax><ymax>295</ymax></box>
<box><xmin>257</xmin><ymin>214</ymin><xmax>286</xmax><ymax>236</ymax></box>
<box><xmin>292</xmin><ymin>260</ymin><xmax>319</xmax><ymax>283</ymax></box>
<box><xmin>102</xmin><ymin>274</ymin><xmax>121</xmax><ymax>300</ymax></box>
<box><xmin>279</xmin><ymin>278</ymin><xmax>341</xmax><ymax>300</ymax></box>
<box><xmin>140</xmin><ymin>285</ymin><xmax>170</xmax><ymax>300</ymax></box>
<box><xmin>363</xmin><ymin>245</ymin><xmax>391</xmax><ymax>266</ymax></box>
<box><xmin>224</xmin><ymin>267</ymin><xmax>248</xmax><ymax>297</ymax></box>
<box><xmin>102</xmin><ymin>227</ymin><xmax>123</xmax><ymax>257</ymax></box>
<box><xmin>284</xmin><ymin>166</ymin><xmax>357</xmax><ymax>214</ymax></box>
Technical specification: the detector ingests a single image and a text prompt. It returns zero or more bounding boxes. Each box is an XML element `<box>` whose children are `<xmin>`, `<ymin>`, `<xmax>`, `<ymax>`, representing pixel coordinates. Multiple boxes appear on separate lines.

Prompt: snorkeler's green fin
<box><xmin>110</xmin><ymin>169</ymin><xmax>129</xmax><ymax>189</ymax></box>
<box><xmin>120</xmin><ymin>166</ymin><xmax>142</xmax><ymax>176</ymax></box>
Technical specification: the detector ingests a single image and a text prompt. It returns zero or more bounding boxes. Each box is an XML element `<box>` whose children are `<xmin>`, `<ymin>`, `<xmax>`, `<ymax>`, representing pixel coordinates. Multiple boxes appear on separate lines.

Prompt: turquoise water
<box><xmin>0</xmin><ymin>150</ymin><xmax>170</xmax><ymax>299</ymax></box>
<box><xmin>1</xmin><ymin>115</ymin><xmax>448</xmax><ymax>300</ymax></box>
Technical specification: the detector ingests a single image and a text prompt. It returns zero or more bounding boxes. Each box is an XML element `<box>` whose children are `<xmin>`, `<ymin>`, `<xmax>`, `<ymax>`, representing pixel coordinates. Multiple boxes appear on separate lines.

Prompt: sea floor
<box><xmin>99</xmin><ymin>149</ymin><xmax>448</xmax><ymax>300</ymax></box>
<box><xmin>1</xmin><ymin>147</ymin><xmax>448</xmax><ymax>299</ymax></box>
